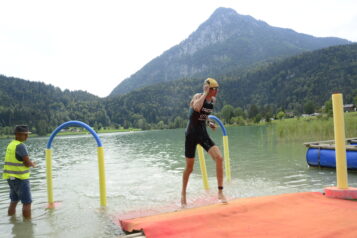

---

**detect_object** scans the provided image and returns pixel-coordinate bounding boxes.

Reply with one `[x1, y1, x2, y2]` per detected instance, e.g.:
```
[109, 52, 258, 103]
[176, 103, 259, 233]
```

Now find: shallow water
[0, 126, 356, 237]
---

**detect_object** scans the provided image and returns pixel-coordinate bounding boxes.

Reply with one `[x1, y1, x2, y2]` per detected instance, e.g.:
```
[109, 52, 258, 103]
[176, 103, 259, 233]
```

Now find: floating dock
[305, 138, 357, 169]
[117, 192, 357, 238]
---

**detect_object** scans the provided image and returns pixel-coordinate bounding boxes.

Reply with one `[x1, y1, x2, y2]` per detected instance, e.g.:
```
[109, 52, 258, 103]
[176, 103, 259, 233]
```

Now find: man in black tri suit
[181, 78, 227, 207]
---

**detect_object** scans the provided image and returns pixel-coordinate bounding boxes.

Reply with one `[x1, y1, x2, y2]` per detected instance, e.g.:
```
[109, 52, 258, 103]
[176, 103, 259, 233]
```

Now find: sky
[0, 0, 356, 97]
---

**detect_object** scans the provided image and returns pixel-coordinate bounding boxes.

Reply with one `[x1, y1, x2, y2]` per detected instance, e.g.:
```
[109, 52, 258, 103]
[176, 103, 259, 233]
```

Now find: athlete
[181, 78, 227, 207]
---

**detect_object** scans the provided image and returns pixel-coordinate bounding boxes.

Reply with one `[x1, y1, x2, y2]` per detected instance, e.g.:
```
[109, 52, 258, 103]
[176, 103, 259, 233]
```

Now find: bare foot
[181, 193, 187, 208]
[218, 192, 228, 204]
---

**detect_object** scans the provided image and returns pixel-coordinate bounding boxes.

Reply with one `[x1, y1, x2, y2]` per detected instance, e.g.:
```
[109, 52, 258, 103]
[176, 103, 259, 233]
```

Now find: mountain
[110, 7, 350, 96]
[220, 43, 357, 110]
[105, 43, 357, 127]
[1, 44, 356, 134]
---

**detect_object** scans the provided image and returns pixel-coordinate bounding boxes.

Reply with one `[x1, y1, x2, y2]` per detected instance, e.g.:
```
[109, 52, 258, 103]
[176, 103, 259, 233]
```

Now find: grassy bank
[267, 112, 357, 142]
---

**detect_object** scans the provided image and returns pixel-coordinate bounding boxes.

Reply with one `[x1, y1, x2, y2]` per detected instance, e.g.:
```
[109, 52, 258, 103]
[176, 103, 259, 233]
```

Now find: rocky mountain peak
[109, 7, 350, 97]
[178, 7, 266, 56]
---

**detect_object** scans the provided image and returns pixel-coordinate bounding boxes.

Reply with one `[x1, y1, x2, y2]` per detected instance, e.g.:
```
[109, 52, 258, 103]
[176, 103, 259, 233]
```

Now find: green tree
[123, 120, 131, 129]
[324, 99, 333, 117]
[173, 116, 185, 128]
[136, 118, 147, 130]
[221, 105, 234, 124]
[276, 111, 285, 120]
[248, 104, 259, 119]
[254, 113, 262, 123]
[264, 112, 273, 123]
[304, 101, 315, 114]
[234, 107, 245, 118]
[157, 121, 165, 129]
[231, 116, 246, 125]
[35, 120, 48, 136]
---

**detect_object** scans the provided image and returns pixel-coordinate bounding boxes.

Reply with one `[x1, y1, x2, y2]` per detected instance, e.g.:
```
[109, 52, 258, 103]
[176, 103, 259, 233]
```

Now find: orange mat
[119, 192, 357, 238]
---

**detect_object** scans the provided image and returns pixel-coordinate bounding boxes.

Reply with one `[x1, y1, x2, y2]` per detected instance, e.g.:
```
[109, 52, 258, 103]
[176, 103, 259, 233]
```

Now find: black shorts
[185, 133, 215, 158]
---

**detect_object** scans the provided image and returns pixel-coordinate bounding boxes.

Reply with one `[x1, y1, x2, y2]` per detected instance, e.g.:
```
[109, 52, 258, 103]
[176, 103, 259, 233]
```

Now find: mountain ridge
[110, 7, 350, 96]
[0, 43, 356, 134]
[105, 43, 357, 128]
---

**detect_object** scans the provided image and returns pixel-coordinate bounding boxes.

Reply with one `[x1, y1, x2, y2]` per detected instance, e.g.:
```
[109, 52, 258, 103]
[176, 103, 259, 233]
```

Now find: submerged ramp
[119, 192, 357, 238]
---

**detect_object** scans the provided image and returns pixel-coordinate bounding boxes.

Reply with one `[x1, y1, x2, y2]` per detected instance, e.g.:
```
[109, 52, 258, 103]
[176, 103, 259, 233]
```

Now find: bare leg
[208, 146, 227, 203]
[181, 158, 195, 207]
[23, 203, 31, 219]
[8, 202, 18, 216]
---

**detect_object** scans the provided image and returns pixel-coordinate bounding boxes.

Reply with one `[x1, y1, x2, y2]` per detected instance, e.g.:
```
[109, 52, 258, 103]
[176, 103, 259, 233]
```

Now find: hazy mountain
[110, 7, 350, 96]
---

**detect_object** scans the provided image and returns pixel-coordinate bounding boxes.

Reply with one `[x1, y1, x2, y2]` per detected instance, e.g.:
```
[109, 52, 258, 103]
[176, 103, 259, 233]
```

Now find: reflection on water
[0, 127, 356, 237]
[10, 217, 35, 238]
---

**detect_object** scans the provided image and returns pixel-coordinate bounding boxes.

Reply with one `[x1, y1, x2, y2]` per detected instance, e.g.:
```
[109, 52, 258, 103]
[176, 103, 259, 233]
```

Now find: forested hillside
[221, 43, 357, 109]
[0, 44, 356, 135]
[110, 7, 350, 96]
[105, 43, 357, 128]
[0, 76, 110, 135]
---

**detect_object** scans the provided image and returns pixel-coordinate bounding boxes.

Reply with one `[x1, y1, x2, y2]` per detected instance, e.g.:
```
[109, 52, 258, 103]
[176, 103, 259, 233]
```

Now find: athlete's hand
[203, 84, 210, 96]
[209, 122, 217, 131]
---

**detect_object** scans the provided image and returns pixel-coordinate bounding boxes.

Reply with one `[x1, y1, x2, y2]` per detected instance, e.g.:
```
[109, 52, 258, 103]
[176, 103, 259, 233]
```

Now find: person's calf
[8, 202, 18, 216]
[22, 203, 32, 219]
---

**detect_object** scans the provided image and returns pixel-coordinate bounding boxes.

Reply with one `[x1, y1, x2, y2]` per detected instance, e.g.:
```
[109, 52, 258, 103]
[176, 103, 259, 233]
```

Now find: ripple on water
[1, 128, 357, 237]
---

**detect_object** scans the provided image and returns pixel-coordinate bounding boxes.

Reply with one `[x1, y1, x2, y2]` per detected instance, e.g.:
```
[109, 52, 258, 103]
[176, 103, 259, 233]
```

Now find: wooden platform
[117, 192, 357, 238]
[304, 137, 357, 151]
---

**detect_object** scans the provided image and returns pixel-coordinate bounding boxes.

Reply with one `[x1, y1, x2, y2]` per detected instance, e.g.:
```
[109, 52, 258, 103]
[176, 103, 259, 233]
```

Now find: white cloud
[0, 0, 356, 97]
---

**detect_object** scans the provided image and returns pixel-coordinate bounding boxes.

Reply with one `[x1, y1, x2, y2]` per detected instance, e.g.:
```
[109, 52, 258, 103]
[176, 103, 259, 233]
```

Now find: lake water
[1, 126, 356, 237]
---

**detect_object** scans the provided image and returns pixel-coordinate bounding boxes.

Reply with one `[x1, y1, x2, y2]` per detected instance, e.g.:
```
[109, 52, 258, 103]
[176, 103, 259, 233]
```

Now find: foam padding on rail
[119, 192, 357, 238]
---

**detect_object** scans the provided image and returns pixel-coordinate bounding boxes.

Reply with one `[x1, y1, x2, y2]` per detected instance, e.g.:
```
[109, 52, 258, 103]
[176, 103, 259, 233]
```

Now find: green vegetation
[267, 112, 357, 142]
[0, 44, 356, 137]
[0, 75, 110, 136]
[106, 44, 357, 129]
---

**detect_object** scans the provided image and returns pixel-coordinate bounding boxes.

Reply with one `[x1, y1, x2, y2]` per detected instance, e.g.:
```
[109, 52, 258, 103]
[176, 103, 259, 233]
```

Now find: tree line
[0, 43, 356, 135]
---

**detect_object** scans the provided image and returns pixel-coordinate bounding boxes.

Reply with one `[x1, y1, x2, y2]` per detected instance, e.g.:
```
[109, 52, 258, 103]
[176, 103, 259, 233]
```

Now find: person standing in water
[181, 78, 227, 207]
[3, 125, 36, 219]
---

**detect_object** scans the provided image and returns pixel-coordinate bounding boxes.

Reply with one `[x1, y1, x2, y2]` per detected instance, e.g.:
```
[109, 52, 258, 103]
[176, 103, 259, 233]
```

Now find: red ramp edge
[118, 192, 357, 238]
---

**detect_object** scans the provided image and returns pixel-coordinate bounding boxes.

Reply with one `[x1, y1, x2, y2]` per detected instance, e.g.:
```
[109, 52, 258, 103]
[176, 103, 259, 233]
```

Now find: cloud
[0, 0, 356, 97]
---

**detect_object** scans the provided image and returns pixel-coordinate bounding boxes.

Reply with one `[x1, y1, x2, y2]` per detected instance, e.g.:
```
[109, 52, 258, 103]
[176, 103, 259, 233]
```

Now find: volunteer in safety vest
[181, 78, 227, 207]
[3, 125, 36, 219]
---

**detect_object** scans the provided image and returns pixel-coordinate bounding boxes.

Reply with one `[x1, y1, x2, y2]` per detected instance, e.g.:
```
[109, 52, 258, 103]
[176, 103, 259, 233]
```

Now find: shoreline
[1, 112, 355, 140]
[0, 128, 141, 139]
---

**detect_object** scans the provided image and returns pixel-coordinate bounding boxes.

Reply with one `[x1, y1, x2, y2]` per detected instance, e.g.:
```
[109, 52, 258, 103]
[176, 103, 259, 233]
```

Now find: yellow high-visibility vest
[3, 140, 30, 180]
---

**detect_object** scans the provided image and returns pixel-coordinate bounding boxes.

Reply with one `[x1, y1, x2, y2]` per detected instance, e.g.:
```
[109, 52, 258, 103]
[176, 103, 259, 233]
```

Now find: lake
[1, 126, 356, 237]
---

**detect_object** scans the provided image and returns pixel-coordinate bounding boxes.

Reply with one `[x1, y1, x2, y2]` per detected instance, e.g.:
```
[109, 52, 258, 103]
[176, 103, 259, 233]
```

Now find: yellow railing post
[332, 93, 348, 189]
[208, 115, 232, 182]
[197, 145, 210, 190]
[97, 147, 107, 207]
[223, 136, 231, 182]
[45, 149, 55, 208]
[46, 121, 107, 208]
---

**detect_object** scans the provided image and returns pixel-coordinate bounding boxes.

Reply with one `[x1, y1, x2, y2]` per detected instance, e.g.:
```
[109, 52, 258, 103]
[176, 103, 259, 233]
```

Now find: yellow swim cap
[205, 78, 219, 88]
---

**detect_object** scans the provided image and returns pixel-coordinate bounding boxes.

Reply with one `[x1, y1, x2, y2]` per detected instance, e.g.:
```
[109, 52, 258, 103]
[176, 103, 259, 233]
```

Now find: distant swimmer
[181, 78, 227, 207]
[3, 125, 36, 219]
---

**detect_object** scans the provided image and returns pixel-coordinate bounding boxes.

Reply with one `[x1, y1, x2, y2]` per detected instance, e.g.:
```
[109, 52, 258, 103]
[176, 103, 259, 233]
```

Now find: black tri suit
[185, 98, 215, 158]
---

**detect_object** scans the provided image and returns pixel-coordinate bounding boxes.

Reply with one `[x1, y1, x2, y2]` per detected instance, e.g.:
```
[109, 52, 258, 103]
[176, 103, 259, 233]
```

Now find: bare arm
[23, 156, 36, 168]
[191, 84, 210, 112]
